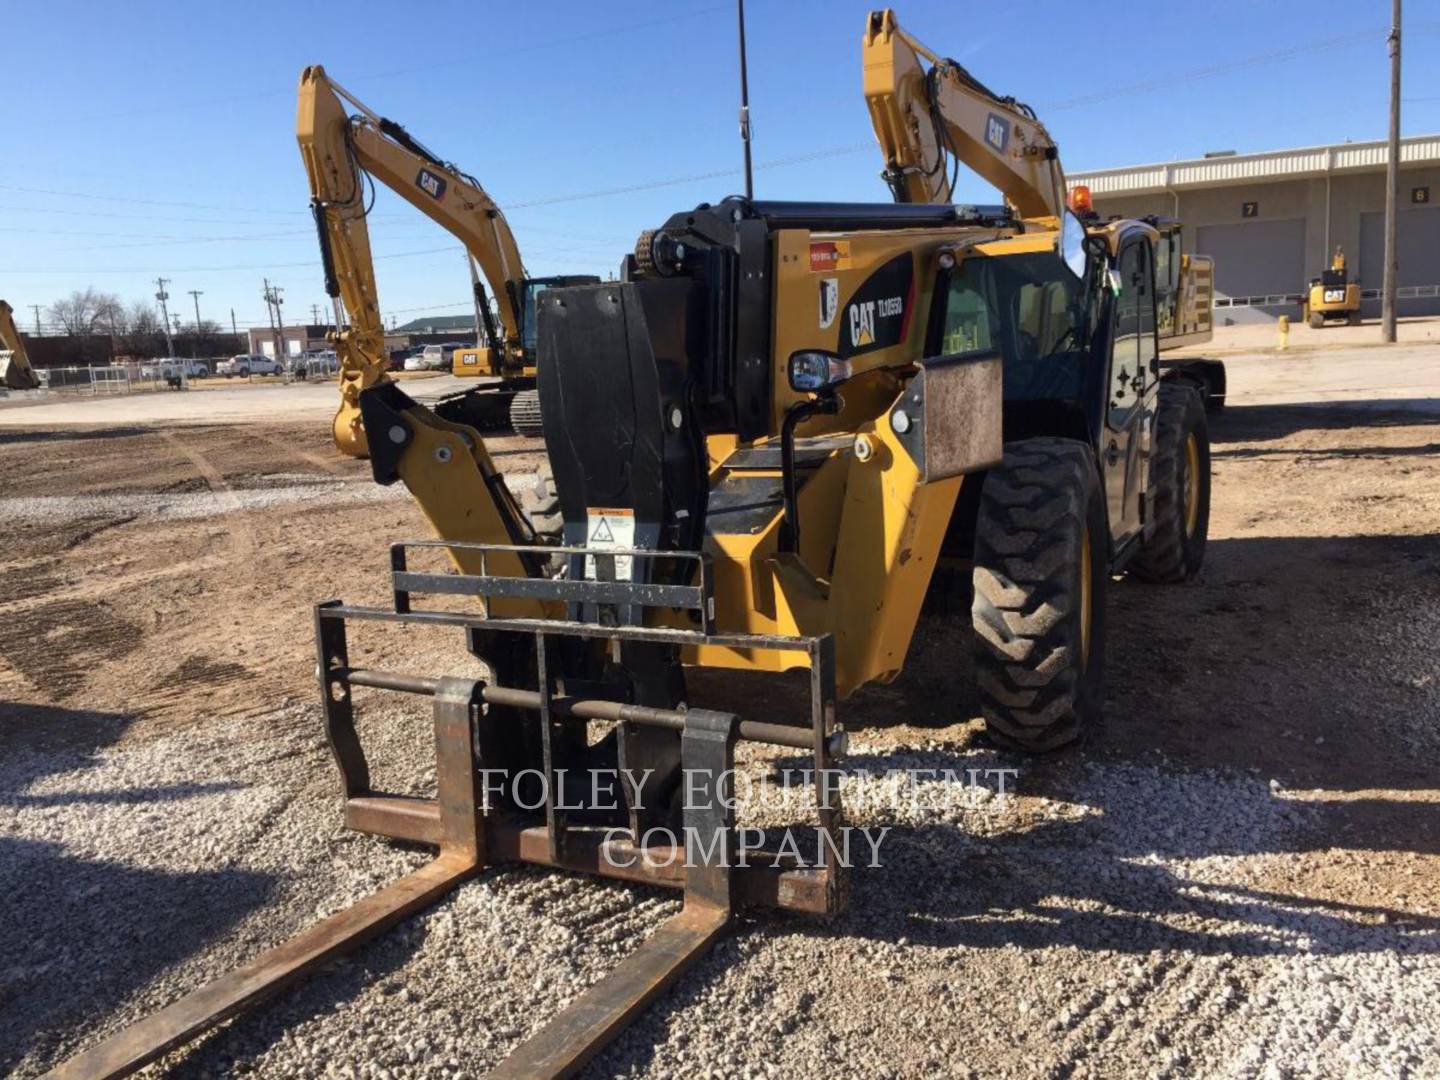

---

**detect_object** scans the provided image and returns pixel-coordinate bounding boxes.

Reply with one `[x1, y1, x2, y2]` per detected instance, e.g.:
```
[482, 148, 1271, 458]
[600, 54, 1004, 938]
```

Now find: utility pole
[311, 302, 321, 325]
[28, 305, 42, 336]
[262, 279, 286, 366]
[154, 277, 175, 357]
[231, 308, 238, 338]
[187, 290, 204, 357]
[1381, 0, 1402, 343]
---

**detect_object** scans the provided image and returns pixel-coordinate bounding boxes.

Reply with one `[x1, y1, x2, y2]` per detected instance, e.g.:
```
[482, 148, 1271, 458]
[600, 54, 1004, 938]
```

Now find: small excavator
[1304, 245, 1363, 328]
[295, 70, 596, 453]
[0, 300, 41, 390]
[55, 10, 1215, 1078]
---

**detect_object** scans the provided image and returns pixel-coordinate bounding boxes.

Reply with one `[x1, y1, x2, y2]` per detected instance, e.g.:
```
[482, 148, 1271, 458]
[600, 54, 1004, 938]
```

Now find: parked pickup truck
[140, 358, 209, 379]
[216, 354, 284, 376]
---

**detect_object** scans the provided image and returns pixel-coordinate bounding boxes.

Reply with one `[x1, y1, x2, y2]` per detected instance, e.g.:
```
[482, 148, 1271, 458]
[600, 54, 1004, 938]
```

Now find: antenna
[737, 0, 754, 200]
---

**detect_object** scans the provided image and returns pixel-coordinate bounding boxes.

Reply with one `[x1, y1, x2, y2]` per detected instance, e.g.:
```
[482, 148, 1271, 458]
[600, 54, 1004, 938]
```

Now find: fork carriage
[53, 542, 848, 1080]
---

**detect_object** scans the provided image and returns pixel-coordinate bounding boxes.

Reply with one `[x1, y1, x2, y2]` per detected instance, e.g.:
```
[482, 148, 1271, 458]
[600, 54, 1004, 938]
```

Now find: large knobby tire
[1130, 382, 1210, 583]
[1308, 311, 1325, 329]
[972, 438, 1107, 753]
[509, 389, 545, 438]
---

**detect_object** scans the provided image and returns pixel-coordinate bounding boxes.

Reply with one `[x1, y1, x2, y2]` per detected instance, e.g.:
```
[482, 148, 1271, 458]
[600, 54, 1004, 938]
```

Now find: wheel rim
[1079, 529, 1092, 667]
[1183, 433, 1201, 537]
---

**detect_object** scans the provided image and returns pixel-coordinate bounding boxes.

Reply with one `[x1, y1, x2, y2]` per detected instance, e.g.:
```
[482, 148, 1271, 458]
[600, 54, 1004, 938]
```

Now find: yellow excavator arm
[297, 65, 528, 456]
[862, 8, 1066, 220]
[0, 300, 41, 391]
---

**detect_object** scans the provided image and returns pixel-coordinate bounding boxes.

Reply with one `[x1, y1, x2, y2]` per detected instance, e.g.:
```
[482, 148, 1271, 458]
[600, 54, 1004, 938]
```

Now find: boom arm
[297, 65, 528, 455]
[862, 9, 1066, 220]
[0, 300, 40, 391]
[296, 65, 545, 602]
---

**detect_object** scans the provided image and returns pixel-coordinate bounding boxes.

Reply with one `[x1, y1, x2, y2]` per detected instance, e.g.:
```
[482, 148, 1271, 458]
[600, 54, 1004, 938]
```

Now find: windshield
[522, 282, 552, 354]
[938, 249, 1102, 401]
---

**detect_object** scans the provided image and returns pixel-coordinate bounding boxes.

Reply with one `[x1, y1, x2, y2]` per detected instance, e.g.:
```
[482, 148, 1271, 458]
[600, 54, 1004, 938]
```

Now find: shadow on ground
[0, 702, 277, 1074]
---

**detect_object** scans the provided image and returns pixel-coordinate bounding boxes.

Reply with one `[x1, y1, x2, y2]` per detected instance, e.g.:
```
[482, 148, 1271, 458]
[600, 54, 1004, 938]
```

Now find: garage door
[1358, 208, 1440, 316]
[1195, 218, 1306, 302]
[1359, 207, 1440, 289]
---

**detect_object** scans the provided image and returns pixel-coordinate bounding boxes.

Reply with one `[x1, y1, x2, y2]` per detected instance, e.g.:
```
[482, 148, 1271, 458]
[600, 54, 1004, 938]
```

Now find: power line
[0, 182, 308, 217]
[69, 6, 729, 124]
[11, 25, 1420, 230]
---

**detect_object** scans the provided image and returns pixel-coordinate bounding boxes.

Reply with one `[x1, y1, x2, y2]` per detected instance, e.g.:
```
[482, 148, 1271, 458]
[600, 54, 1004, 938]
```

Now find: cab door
[1103, 237, 1157, 546]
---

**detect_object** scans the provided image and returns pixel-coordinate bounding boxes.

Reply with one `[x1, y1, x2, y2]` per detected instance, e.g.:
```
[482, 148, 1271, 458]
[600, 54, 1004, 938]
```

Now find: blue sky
[4, 0, 1437, 335]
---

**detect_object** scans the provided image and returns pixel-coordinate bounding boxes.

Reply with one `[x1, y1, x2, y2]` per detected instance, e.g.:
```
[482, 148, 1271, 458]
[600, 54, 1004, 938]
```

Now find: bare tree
[119, 300, 167, 359]
[47, 288, 123, 336]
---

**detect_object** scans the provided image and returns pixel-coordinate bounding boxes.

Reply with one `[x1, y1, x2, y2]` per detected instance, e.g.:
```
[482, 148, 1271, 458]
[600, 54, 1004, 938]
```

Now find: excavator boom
[862, 8, 1066, 220]
[297, 66, 529, 455]
[0, 300, 41, 391]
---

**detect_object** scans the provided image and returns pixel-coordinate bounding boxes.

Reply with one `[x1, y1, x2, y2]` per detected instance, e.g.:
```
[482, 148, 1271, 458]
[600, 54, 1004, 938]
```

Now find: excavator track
[508, 388, 544, 438]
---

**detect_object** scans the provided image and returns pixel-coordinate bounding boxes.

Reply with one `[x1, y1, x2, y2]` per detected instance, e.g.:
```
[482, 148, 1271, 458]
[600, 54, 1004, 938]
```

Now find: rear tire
[1308, 312, 1325, 329]
[1347, 309, 1362, 326]
[509, 389, 544, 438]
[971, 438, 1106, 753]
[1130, 382, 1209, 583]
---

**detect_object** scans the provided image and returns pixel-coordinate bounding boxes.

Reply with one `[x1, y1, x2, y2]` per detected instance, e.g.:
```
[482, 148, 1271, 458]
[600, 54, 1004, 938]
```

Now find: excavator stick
[50, 542, 845, 1079]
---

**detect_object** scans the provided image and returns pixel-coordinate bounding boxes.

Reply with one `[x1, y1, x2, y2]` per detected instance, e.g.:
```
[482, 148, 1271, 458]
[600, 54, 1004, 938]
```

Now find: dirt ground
[1, 360, 1437, 1076]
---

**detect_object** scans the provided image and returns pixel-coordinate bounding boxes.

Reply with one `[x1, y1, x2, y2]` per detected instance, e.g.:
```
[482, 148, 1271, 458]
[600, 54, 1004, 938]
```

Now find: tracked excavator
[55, 10, 1215, 1078]
[0, 300, 41, 390]
[296, 69, 596, 454]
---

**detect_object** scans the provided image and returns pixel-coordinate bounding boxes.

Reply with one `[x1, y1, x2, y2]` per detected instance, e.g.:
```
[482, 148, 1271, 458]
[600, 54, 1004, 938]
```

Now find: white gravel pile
[3, 708, 1436, 1078]
[0, 476, 403, 527]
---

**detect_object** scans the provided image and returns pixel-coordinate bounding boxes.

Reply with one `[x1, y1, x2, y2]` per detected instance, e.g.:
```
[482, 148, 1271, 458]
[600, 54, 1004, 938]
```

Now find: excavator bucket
[50, 541, 845, 1079]
[0, 300, 41, 391]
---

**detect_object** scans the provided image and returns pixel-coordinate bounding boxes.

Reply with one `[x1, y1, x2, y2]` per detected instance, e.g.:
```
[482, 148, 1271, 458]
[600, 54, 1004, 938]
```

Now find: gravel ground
[2, 376, 1438, 1077]
[4, 704, 1434, 1078]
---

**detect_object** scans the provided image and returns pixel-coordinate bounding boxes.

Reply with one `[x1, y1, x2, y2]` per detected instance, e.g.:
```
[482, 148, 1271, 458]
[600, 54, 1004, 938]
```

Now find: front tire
[972, 438, 1107, 753]
[1130, 382, 1210, 583]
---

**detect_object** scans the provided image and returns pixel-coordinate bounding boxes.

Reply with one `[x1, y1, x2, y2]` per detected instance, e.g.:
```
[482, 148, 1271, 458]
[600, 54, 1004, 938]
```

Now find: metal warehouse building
[1068, 135, 1440, 324]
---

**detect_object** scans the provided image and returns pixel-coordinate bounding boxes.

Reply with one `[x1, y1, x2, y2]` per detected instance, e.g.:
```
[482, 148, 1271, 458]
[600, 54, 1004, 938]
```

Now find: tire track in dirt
[158, 430, 257, 560]
[250, 430, 344, 477]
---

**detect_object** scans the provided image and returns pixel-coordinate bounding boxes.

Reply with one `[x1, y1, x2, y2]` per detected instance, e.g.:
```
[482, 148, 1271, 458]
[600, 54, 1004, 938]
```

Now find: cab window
[522, 282, 552, 353]
[936, 249, 1100, 401]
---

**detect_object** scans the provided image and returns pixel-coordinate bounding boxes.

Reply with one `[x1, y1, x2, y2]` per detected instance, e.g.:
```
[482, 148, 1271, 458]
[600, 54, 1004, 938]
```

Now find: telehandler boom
[55, 11, 1214, 1078]
[0, 300, 41, 390]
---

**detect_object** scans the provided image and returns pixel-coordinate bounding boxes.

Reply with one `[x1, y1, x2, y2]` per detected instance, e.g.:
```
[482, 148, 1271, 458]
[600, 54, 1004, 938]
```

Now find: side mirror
[1060, 211, 1088, 278]
[788, 350, 852, 394]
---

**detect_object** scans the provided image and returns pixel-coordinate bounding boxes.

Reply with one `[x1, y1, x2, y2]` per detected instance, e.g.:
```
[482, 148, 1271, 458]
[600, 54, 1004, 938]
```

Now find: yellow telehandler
[55, 10, 1213, 1077]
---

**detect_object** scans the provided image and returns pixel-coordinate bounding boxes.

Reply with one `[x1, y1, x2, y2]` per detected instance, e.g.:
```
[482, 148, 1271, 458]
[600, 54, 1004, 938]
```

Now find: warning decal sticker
[585, 506, 636, 581]
[809, 240, 852, 273]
